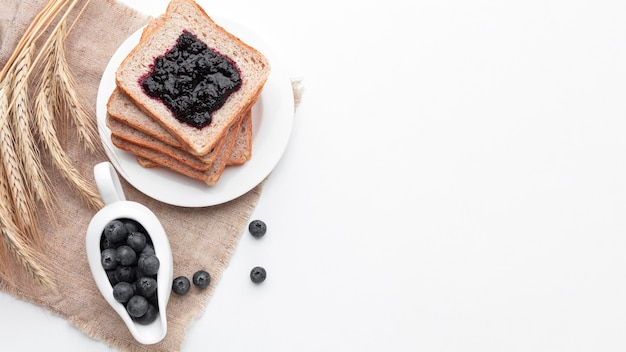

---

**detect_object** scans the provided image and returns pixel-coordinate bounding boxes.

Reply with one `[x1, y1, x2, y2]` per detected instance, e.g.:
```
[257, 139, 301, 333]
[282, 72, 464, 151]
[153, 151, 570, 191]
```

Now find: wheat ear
[0, 82, 52, 287]
[52, 17, 100, 152]
[50, 20, 100, 153]
[10, 43, 54, 213]
[35, 59, 103, 209]
[0, 79, 42, 244]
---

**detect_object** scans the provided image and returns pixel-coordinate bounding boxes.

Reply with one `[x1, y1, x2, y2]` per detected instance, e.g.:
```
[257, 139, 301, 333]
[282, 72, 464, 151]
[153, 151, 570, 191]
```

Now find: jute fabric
[0, 1, 267, 351]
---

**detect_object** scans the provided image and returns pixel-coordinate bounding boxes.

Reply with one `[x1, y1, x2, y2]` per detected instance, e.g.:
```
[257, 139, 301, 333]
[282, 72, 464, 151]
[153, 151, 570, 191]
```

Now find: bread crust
[107, 115, 221, 171]
[111, 113, 244, 185]
[106, 88, 253, 165]
[106, 109, 252, 170]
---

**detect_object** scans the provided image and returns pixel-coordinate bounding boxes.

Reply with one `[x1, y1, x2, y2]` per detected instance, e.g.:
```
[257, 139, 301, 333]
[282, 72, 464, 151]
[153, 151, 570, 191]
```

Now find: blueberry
[135, 277, 158, 298]
[116, 245, 137, 266]
[101, 248, 118, 270]
[248, 220, 267, 238]
[133, 303, 158, 325]
[138, 254, 160, 276]
[114, 265, 135, 283]
[172, 276, 190, 295]
[126, 295, 149, 318]
[140, 244, 155, 257]
[250, 266, 266, 283]
[104, 220, 128, 242]
[113, 282, 134, 303]
[122, 219, 143, 233]
[100, 236, 120, 250]
[126, 231, 147, 252]
[192, 270, 211, 289]
[106, 269, 119, 286]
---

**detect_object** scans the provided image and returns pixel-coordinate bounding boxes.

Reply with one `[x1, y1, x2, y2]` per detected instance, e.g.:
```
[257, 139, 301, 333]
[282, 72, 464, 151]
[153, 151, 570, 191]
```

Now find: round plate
[96, 15, 294, 207]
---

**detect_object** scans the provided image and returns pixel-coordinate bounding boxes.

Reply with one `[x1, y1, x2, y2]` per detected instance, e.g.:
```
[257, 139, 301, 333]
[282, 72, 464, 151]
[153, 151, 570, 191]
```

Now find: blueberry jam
[140, 31, 242, 129]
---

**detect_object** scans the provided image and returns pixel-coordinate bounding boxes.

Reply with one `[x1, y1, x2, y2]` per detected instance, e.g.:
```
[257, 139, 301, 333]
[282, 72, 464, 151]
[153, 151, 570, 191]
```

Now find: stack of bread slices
[106, 0, 270, 185]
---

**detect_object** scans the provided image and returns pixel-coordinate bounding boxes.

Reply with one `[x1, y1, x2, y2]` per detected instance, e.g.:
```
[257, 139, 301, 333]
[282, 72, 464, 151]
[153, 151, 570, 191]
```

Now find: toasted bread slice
[107, 115, 219, 171]
[106, 108, 252, 170]
[137, 156, 158, 168]
[115, 0, 270, 156]
[227, 111, 252, 165]
[106, 88, 252, 165]
[107, 88, 184, 149]
[134, 112, 250, 168]
[111, 113, 243, 185]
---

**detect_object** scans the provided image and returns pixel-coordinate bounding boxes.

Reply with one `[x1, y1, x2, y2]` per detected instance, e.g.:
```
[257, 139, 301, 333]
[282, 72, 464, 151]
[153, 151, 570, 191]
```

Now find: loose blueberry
[126, 295, 149, 318]
[113, 281, 135, 303]
[192, 270, 211, 289]
[133, 303, 158, 325]
[138, 254, 160, 276]
[104, 220, 128, 242]
[172, 276, 190, 295]
[101, 248, 118, 270]
[248, 220, 267, 238]
[135, 277, 158, 298]
[126, 231, 147, 252]
[116, 245, 137, 266]
[250, 266, 267, 283]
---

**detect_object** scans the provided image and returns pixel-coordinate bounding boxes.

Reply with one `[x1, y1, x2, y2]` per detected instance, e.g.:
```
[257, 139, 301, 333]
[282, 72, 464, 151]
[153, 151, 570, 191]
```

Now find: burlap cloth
[0, 1, 277, 351]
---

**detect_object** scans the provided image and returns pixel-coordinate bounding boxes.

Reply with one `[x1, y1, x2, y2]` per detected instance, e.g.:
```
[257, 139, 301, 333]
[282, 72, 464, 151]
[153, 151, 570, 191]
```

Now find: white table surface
[3, 0, 626, 350]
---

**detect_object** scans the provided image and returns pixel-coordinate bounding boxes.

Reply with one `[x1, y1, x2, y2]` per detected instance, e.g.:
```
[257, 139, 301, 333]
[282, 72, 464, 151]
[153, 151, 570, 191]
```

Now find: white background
[2, 0, 626, 351]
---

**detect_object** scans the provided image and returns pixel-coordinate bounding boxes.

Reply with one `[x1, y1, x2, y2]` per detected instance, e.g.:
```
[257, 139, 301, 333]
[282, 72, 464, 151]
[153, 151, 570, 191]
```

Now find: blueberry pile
[100, 218, 161, 325]
[140, 30, 242, 129]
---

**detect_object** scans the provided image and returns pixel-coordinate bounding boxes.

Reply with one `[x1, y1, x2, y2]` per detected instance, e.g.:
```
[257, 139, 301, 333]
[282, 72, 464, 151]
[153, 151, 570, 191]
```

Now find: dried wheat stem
[35, 69, 103, 209]
[65, 0, 92, 41]
[0, 0, 70, 82]
[0, 79, 42, 244]
[0, 82, 52, 287]
[0, 0, 83, 131]
[0, 209, 53, 287]
[51, 20, 100, 152]
[10, 44, 54, 212]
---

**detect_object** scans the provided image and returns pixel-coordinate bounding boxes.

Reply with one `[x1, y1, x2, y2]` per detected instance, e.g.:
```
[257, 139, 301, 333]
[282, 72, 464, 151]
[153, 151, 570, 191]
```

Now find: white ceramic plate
[96, 15, 294, 207]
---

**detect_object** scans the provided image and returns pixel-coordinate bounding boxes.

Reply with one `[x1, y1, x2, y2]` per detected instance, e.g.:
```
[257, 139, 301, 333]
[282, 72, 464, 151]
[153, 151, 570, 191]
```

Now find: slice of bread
[111, 113, 244, 185]
[115, 0, 270, 156]
[106, 108, 252, 170]
[137, 156, 158, 168]
[106, 88, 253, 165]
[227, 111, 252, 165]
[107, 88, 184, 149]
[107, 115, 221, 171]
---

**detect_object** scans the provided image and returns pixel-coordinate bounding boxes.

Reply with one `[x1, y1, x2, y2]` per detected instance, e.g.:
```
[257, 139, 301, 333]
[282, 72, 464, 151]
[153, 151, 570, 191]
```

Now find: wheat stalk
[35, 62, 103, 209]
[10, 43, 54, 213]
[49, 20, 100, 153]
[0, 82, 52, 287]
[0, 0, 83, 132]
[0, 77, 42, 245]
[0, 185, 52, 288]
[0, 0, 68, 82]
[0, 0, 101, 286]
